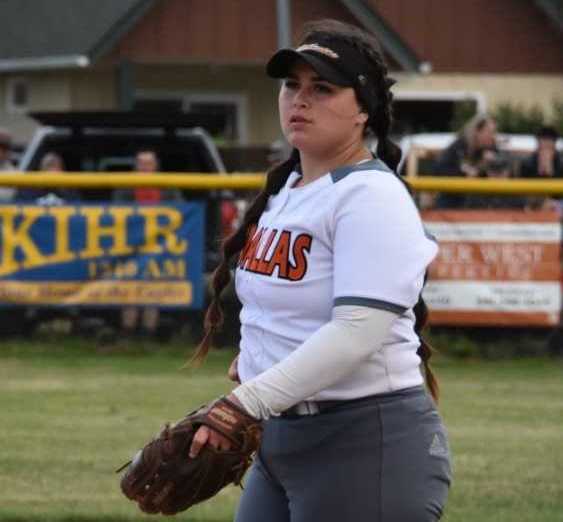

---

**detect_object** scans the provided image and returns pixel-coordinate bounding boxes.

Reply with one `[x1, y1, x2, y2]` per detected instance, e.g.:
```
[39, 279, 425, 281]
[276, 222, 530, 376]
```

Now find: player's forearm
[232, 305, 397, 419]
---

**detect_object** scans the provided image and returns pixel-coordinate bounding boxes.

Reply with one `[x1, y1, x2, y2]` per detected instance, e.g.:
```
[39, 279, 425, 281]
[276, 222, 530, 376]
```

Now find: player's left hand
[189, 393, 246, 458]
[189, 425, 232, 458]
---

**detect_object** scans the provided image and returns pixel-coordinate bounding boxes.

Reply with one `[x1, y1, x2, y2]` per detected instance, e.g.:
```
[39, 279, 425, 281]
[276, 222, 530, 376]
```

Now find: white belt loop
[295, 401, 320, 415]
[308, 401, 320, 414]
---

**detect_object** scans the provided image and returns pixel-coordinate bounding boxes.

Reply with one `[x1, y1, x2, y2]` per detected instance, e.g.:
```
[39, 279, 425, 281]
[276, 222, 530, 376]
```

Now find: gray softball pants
[235, 386, 452, 522]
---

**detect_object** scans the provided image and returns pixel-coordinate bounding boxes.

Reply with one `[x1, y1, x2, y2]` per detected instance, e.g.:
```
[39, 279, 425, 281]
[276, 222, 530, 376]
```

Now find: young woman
[190, 19, 452, 521]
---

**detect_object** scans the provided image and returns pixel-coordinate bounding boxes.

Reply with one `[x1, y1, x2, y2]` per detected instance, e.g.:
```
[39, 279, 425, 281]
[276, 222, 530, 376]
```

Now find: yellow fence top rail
[0, 172, 265, 190]
[0, 172, 563, 196]
[407, 176, 563, 196]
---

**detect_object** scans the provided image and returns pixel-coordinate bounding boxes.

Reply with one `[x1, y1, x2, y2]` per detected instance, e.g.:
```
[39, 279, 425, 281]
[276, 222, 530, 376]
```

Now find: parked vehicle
[19, 110, 239, 266]
[4, 111, 244, 339]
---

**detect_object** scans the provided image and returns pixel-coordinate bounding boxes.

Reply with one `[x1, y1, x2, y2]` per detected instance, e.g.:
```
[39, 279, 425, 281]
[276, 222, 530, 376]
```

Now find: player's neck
[298, 144, 372, 187]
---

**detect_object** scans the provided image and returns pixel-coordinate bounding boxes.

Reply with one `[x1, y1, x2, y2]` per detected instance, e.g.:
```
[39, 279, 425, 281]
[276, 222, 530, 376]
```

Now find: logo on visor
[296, 43, 339, 60]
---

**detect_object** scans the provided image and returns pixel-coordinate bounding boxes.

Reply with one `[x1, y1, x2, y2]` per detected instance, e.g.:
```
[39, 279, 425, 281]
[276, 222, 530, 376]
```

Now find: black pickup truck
[19, 110, 230, 266]
[3, 111, 241, 339]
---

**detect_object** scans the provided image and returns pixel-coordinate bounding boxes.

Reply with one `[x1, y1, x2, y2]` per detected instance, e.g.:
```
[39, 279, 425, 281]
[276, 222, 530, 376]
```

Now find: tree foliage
[451, 98, 563, 135]
[492, 99, 563, 134]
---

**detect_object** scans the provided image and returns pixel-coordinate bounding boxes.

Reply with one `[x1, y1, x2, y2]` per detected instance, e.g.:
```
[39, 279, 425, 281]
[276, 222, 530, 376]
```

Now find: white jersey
[235, 159, 438, 400]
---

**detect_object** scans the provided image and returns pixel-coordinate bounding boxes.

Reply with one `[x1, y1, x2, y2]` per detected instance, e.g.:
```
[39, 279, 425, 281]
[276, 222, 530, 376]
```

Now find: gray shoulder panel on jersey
[330, 158, 392, 183]
[333, 296, 407, 314]
[424, 227, 438, 244]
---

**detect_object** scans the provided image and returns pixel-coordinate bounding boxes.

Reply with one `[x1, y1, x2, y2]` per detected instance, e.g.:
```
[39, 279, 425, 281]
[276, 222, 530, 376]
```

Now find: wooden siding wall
[371, 0, 563, 73]
[109, 0, 356, 64]
[106, 0, 563, 72]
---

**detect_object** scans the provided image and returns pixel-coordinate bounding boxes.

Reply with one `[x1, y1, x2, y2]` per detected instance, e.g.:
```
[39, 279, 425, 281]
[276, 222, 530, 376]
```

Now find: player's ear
[355, 111, 369, 126]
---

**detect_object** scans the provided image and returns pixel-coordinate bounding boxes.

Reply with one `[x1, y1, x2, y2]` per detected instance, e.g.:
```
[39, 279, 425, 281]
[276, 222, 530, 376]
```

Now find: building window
[135, 90, 249, 145]
[133, 97, 183, 113]
[185, 94, 248, 145]
[392, 91, 486, 134]
[6, 77, 30, 113]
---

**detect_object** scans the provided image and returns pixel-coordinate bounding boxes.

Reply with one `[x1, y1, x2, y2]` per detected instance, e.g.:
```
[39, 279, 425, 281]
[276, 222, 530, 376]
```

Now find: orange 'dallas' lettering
[239, 227, 312, 281]
[256, 229, 278, 273]
[238, 226, 263, 270]
[267, 230, 291, 278]
[237, 224, 257, 264]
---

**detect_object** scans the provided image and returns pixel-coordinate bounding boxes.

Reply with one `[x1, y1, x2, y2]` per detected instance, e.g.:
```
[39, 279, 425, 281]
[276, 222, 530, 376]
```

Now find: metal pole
[117, 59, 134, 111]
[275, 0, 292, 155]
[276, 0, 291, 49]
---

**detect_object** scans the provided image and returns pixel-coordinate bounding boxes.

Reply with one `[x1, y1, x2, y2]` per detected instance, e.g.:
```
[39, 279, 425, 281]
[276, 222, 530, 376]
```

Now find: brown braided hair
[191, 19, 439, 401]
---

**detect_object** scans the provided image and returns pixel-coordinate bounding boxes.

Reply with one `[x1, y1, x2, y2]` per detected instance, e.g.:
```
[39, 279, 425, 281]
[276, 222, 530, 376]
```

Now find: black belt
[279, 386, 425, 418]
[280, 399, 343, 417]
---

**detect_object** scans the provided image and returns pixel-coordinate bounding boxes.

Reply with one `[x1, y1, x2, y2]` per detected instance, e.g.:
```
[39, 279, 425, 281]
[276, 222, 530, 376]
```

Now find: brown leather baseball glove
[117, 396, 262, 515]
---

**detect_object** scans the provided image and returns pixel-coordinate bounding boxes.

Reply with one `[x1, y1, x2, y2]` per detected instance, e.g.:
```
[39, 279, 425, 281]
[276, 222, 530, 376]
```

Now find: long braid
[413, 288, 440, 401]
[368, 49, 439, 401]
[364, 39, 440, 401]
[302, 20, 439, 401]
[190, 149, 299, 364]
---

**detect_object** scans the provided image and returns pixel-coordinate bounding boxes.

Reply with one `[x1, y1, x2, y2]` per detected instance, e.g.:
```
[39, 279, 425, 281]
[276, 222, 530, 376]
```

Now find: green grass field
[1, 336, 562, 521]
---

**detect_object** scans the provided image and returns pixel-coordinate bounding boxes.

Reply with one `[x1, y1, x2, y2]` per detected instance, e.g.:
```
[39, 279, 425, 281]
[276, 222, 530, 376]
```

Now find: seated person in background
[15, 152, 80, 333]
[435, 114, 499, 177]
[112, 149, 184, 203]
[520, 126, 561, 179]
[462, 154, 527, 210]
[520, 126, 562, 212]
[112, 150, 184, 340]
[434, 114, 499, 208]
[16, 152, 80, 204]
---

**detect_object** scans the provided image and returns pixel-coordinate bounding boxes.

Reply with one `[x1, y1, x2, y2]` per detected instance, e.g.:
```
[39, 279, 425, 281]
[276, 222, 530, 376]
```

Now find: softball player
[190, 19, 452, 521]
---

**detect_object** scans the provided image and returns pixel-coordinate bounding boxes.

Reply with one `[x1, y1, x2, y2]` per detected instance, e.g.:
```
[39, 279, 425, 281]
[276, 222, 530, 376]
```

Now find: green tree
[492, 102, 545, 134]
[551, 98, 563, 135]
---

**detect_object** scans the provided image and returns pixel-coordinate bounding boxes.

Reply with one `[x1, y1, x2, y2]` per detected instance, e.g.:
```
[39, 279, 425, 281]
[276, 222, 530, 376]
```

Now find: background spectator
[112, 150, 184, 341]
[520, 127, 562, 212]
[112, 149, 184, 203]
[434, 114, 498, 208]
[17, 152, 81, 334]
[0, 128, 16, 202]
[435, 114, 498, 178]
[16, 152, 80, 204]
[520, 126, 562, 179]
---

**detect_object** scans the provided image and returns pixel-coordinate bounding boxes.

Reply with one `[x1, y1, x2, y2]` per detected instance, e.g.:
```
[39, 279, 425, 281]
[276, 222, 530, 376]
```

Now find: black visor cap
[266, 48, 354, 87]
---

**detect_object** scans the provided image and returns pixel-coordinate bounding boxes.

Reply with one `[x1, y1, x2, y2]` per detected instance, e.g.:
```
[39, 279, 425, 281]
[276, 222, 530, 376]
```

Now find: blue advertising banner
[0, 203, 205, 308]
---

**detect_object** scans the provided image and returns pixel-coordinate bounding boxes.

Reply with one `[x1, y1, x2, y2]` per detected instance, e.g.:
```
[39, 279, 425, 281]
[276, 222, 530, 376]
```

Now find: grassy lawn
[1, 336, 562, 521]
